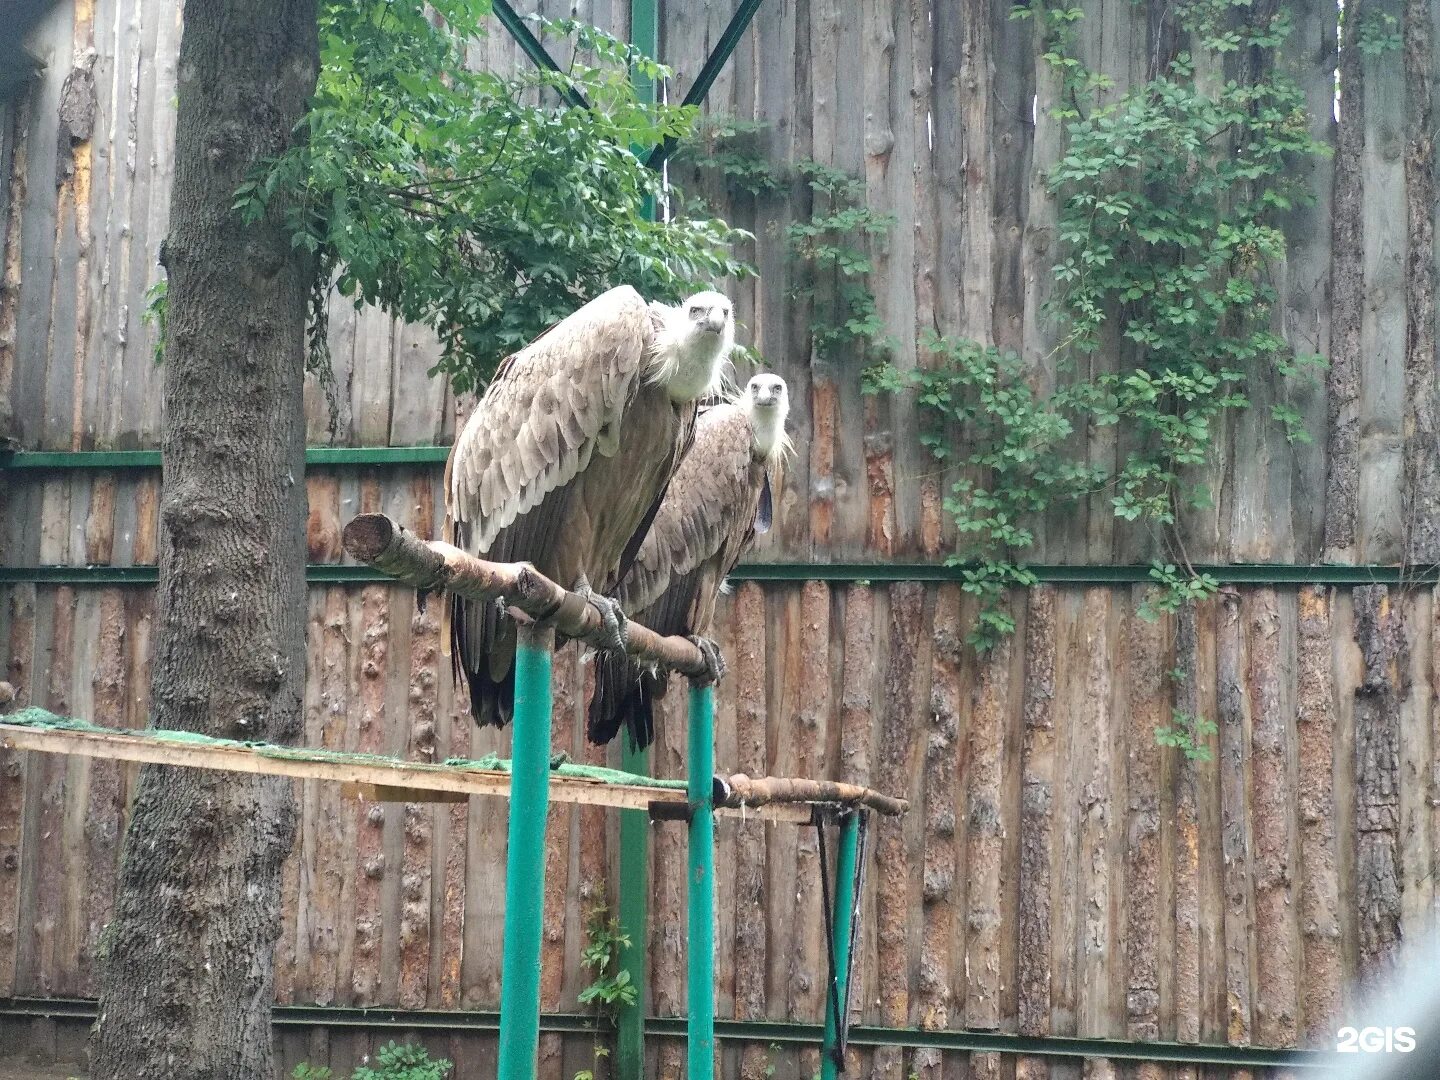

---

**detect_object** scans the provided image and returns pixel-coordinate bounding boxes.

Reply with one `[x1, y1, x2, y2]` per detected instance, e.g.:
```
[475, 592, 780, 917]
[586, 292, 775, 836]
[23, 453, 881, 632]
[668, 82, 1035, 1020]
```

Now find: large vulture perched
[587, 373, 791, 751]
[444, 285, 735, 727]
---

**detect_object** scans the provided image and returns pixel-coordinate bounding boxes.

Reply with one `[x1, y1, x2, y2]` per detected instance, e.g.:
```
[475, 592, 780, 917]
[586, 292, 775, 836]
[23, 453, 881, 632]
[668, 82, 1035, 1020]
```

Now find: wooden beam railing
[342, 512, 710, 678]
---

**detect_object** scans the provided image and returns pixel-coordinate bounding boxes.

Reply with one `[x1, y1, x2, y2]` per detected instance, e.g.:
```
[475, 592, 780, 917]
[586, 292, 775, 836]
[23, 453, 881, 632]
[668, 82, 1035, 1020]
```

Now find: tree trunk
[89, 2, 317, 1077]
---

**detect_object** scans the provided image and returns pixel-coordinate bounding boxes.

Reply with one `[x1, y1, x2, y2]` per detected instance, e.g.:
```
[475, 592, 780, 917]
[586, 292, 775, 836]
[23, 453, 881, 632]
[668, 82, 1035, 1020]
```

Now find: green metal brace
[820, 810, 864, 1079]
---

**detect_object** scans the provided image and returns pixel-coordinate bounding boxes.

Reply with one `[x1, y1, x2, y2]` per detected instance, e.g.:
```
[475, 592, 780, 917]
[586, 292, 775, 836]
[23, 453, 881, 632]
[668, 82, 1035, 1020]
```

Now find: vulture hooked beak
[701, 311, 728, 335]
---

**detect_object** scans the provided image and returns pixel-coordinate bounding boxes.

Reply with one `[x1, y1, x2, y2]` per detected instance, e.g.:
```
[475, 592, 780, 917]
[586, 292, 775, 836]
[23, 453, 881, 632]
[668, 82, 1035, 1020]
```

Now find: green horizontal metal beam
[0, 446, 452, 469]
[731, 562, 1440, 586]
[0, 563, 1434, 588]
[0, 998, 1329, 1068]
[0, 565, 389, 585]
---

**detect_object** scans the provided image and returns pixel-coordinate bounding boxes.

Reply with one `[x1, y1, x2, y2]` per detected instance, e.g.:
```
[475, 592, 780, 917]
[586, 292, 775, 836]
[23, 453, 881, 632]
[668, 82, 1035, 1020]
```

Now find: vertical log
[1246, 590, 1299, 1048]
[1017, 586, 1056, 1080]
[766, 587, 803, 1021]
[79, 588, 125, 995]
[538, 645, 577, 1075]
[0, 584, 36, 995]
[397, 596, 434, 1013]
[1124, 598, 1164, 1080]
[732, 582, 769, 1080]
[1403, 0, 1440, 561]
[790, 581, 830, 1080]
[1075, 589, 1114, 1080]
[839, 584, 875, 788]
[1296, 586, 1342, 1042]
[913, 586, 960, 1080]
[871, 582, 924, 1080]
[434, 639, 469, 1008]
[649, 684, 687, 1080]
[966, 605, 1010, 1080]
[308, 589, 350, 1005]
[350, 585, 389, 1007]
[1326, 0, 1366, 561]
[1278, 0, 1338, 562]
[1172, 603, 1202, 1080]
[27, 588, 75, 995]
[1356, 0, 1409, 562]
[1217, 591, 1254, 1074]
[1352, 585, 1406, 993]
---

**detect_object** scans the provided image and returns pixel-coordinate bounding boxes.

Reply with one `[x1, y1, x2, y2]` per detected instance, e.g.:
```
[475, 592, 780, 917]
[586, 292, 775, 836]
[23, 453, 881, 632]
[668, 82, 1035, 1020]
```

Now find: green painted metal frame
[0, 446, 453, 469]
[2, 562, 1436, 588]
[490, 0, 591, 109]
[686, 684, 717, 1079]
[496, 626, 556, 1079]
[643, 0, 767, 170]
[0, 996, 1332, 1068]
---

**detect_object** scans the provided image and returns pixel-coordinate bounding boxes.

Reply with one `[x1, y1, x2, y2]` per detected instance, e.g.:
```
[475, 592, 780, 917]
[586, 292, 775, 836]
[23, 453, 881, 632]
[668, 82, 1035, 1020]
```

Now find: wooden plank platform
[0, 709, 900, 822]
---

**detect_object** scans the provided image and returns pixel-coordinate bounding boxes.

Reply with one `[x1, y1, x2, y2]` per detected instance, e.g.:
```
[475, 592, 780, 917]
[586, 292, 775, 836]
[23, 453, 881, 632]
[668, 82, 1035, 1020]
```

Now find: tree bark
[89, 2, 317, 1077]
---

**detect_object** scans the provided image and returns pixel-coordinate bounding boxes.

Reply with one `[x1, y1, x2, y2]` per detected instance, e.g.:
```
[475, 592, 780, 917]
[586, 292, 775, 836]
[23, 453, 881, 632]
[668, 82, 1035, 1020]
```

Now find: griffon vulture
[444, 285, 736, 727]
[587, 373, 791, 750]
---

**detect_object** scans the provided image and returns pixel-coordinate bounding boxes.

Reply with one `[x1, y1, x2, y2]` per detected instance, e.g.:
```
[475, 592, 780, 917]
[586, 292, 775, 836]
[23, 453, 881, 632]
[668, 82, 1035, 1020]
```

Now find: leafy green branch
[862, 0, 1328, 650]
[234, 0, 753, 395]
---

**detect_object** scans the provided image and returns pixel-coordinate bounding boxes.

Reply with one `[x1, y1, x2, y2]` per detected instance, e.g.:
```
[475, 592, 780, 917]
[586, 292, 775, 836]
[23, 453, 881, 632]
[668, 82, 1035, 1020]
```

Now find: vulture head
[744, 373, 792, 464]
[650, 290, 735, 402]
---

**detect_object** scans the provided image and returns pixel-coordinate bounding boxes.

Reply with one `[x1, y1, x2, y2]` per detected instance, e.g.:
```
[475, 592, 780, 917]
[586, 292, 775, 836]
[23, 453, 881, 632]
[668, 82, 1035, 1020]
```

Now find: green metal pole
[497, 625, 555, 1080]
[821, 812, 861, 1080]
[615, 1, 660, 1075]
[687, 683, 717, 1079]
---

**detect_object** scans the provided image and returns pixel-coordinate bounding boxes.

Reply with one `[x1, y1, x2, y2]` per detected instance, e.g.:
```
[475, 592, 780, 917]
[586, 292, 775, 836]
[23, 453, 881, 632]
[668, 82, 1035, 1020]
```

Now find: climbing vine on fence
[866, 0, 1327, 650]
[672, 118, 894, 370]
[684, 3, 1326, 666]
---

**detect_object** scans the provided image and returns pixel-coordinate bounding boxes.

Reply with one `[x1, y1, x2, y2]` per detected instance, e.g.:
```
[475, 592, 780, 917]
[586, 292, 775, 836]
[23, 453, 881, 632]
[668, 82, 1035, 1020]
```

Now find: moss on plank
[1, 706, 686, 790]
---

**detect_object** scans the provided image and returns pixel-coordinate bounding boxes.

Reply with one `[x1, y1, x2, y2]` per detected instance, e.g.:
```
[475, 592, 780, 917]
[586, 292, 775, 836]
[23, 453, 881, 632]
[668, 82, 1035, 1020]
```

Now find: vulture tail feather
[453, 592, 515, 728]
[587, 650, 656, 752]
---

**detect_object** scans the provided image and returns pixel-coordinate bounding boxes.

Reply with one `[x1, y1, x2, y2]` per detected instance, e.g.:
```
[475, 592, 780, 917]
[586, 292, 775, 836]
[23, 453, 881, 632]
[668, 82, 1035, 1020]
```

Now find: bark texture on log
[1325, 0, 1366, 560]
[89, 2, 318, 1075]
[1353, 585, 1406, 994]
[1296, 587, 1341, 1041]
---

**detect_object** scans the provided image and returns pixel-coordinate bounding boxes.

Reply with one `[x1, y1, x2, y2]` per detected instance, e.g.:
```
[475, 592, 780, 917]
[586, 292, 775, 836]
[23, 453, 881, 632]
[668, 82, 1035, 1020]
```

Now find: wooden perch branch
[343, 513, 709, 678]
[717, 773, 908, 816]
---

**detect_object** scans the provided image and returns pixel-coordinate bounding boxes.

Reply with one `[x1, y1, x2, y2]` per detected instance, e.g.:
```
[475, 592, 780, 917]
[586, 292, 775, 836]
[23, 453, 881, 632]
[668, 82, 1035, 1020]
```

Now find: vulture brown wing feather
[447, 286, 654, 726]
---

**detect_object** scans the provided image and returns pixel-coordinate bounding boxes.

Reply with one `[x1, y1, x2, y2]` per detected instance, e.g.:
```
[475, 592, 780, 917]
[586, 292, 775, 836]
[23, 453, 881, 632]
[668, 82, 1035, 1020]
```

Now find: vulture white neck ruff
[647, 306, 734, 403]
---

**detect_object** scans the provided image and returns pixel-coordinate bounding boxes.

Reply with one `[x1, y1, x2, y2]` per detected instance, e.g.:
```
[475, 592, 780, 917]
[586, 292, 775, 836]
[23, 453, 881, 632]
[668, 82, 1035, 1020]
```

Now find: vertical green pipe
[497, 625, 555, 1080]
[616, 2, 660, 1074]
[687, 683, 716, 1080]
[615, 741, 649, 1078]
[820, 812, 860, 1080]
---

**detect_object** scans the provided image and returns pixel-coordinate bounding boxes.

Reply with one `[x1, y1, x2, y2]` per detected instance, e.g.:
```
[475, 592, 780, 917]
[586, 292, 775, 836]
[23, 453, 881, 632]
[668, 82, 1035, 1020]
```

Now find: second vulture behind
[587, 372, 792, 751]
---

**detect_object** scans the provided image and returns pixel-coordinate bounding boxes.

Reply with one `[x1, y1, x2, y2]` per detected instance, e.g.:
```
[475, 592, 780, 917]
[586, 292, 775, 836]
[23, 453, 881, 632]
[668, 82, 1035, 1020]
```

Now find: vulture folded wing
[590, 404, 765, 750]
[615, 403, 758, 621]
[446, 285, 656, 555]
